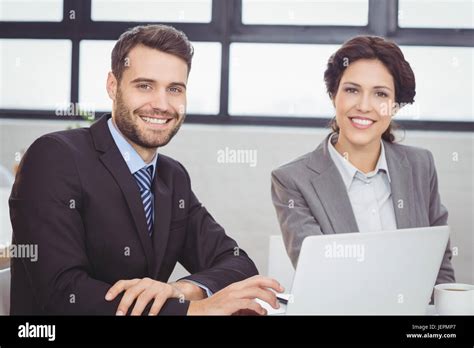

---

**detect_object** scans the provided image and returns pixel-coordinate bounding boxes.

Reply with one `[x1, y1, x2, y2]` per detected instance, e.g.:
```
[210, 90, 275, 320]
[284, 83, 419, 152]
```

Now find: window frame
[0, 0, 472, 131]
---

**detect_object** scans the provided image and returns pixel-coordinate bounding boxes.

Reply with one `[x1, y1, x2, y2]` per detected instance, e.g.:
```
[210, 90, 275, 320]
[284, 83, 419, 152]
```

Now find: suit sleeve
[9, 135, 185, 315]
[426, 150, 456, 285]
[271, 168, 323, 268]
[176, 167, 259, 294]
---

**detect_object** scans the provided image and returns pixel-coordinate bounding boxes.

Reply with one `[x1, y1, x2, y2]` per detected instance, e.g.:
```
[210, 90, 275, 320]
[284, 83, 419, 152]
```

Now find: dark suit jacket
[9, 114, 258, 315]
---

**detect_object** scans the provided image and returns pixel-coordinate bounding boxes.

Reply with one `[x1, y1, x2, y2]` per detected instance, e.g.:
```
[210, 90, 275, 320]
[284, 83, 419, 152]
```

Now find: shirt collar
[327, 133, 391, 190]
[376, 140, 391, 182]
[107, 118, 158, 177]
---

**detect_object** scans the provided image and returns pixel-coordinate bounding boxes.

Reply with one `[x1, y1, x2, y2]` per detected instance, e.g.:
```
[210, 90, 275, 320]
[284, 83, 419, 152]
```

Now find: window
[0, 39, 71, 110]
[0, 0, 63, 22]
[91, 0, 212, 23]
[397, 46, 473, 121]
[79, 40, 221, 114]
[399, 0, 474, 29]
[229, 43, 337, 117]
[0, 0, 472, 131]
[186, 42, 221, 115]
[242, 0, 368, 26]
[79, 40, 115, 112]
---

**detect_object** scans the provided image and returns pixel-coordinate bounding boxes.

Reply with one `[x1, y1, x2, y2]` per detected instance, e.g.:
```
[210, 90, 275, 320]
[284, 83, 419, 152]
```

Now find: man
[9, 24, 283, 315]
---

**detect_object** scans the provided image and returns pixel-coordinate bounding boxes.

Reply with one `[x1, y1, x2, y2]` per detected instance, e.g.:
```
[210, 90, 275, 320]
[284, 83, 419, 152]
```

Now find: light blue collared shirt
[107, 118, 158, 178]
[107, 117, 212, 298]
[328, 133, 397, 233]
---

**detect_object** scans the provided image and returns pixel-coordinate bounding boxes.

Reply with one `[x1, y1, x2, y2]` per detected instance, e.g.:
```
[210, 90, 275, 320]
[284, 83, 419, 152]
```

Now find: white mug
[434, 283, 474, 315]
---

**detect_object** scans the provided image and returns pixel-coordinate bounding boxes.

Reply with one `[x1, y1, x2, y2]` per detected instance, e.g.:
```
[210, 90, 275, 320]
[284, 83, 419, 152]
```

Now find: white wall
[0, 119, 472, 284]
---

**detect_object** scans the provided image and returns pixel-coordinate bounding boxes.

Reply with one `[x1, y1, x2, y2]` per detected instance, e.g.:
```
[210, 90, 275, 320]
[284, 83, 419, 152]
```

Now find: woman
[271, 35, 455, 286]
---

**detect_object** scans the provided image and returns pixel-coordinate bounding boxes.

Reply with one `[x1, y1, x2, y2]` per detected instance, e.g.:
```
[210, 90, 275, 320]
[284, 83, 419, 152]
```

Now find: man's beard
[113, 89, 185, 149]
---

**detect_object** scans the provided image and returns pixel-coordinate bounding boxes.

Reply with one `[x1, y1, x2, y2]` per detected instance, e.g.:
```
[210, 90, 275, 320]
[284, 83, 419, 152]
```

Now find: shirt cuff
[178, 279, 213, 298]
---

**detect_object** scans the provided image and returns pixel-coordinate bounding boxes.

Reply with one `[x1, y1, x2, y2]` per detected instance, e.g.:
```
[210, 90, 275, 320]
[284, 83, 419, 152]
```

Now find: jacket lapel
[90, 114, 155, 275]
[307, 134, 359, 234]
[150, 163, 172, 278]
[384, 141, 417, 229]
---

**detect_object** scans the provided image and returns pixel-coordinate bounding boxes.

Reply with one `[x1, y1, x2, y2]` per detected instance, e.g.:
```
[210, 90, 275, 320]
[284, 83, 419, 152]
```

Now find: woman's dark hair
[324, 35, 415, 142]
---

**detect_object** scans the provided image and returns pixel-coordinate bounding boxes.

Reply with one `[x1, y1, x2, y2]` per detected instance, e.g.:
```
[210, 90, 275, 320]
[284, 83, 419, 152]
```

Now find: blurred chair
[0, 164, 13, 246]
[0, 165, 14, 188]
[267, 235, 295, 292]
[0, 165, 14, 315]
[0, 267, 10, 315]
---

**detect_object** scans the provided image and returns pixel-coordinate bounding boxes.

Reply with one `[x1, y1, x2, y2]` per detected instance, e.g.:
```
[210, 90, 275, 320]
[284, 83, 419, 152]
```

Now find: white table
[257, 295, 438, 315]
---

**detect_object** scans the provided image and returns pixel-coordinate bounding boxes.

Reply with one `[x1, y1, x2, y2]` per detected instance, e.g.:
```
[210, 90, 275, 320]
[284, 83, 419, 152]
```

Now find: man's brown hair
[111, 24, 194, 82]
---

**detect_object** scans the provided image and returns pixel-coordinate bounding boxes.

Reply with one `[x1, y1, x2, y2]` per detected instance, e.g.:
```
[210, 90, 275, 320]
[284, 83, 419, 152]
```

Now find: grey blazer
[271, 133, 455, 285]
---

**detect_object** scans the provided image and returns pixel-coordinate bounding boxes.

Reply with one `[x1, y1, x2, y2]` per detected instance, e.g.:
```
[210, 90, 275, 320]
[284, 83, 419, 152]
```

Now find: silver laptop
[284, 226, 450, 315]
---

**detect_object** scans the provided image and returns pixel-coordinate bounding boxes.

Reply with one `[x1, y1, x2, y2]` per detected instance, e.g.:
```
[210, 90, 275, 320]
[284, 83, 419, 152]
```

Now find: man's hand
[105, 278, 184, 316]
[187, 275, 284, 315]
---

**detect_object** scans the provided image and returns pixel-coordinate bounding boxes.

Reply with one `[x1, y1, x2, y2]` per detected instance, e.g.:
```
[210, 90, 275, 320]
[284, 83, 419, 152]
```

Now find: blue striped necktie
[133, 166, 154, 236]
